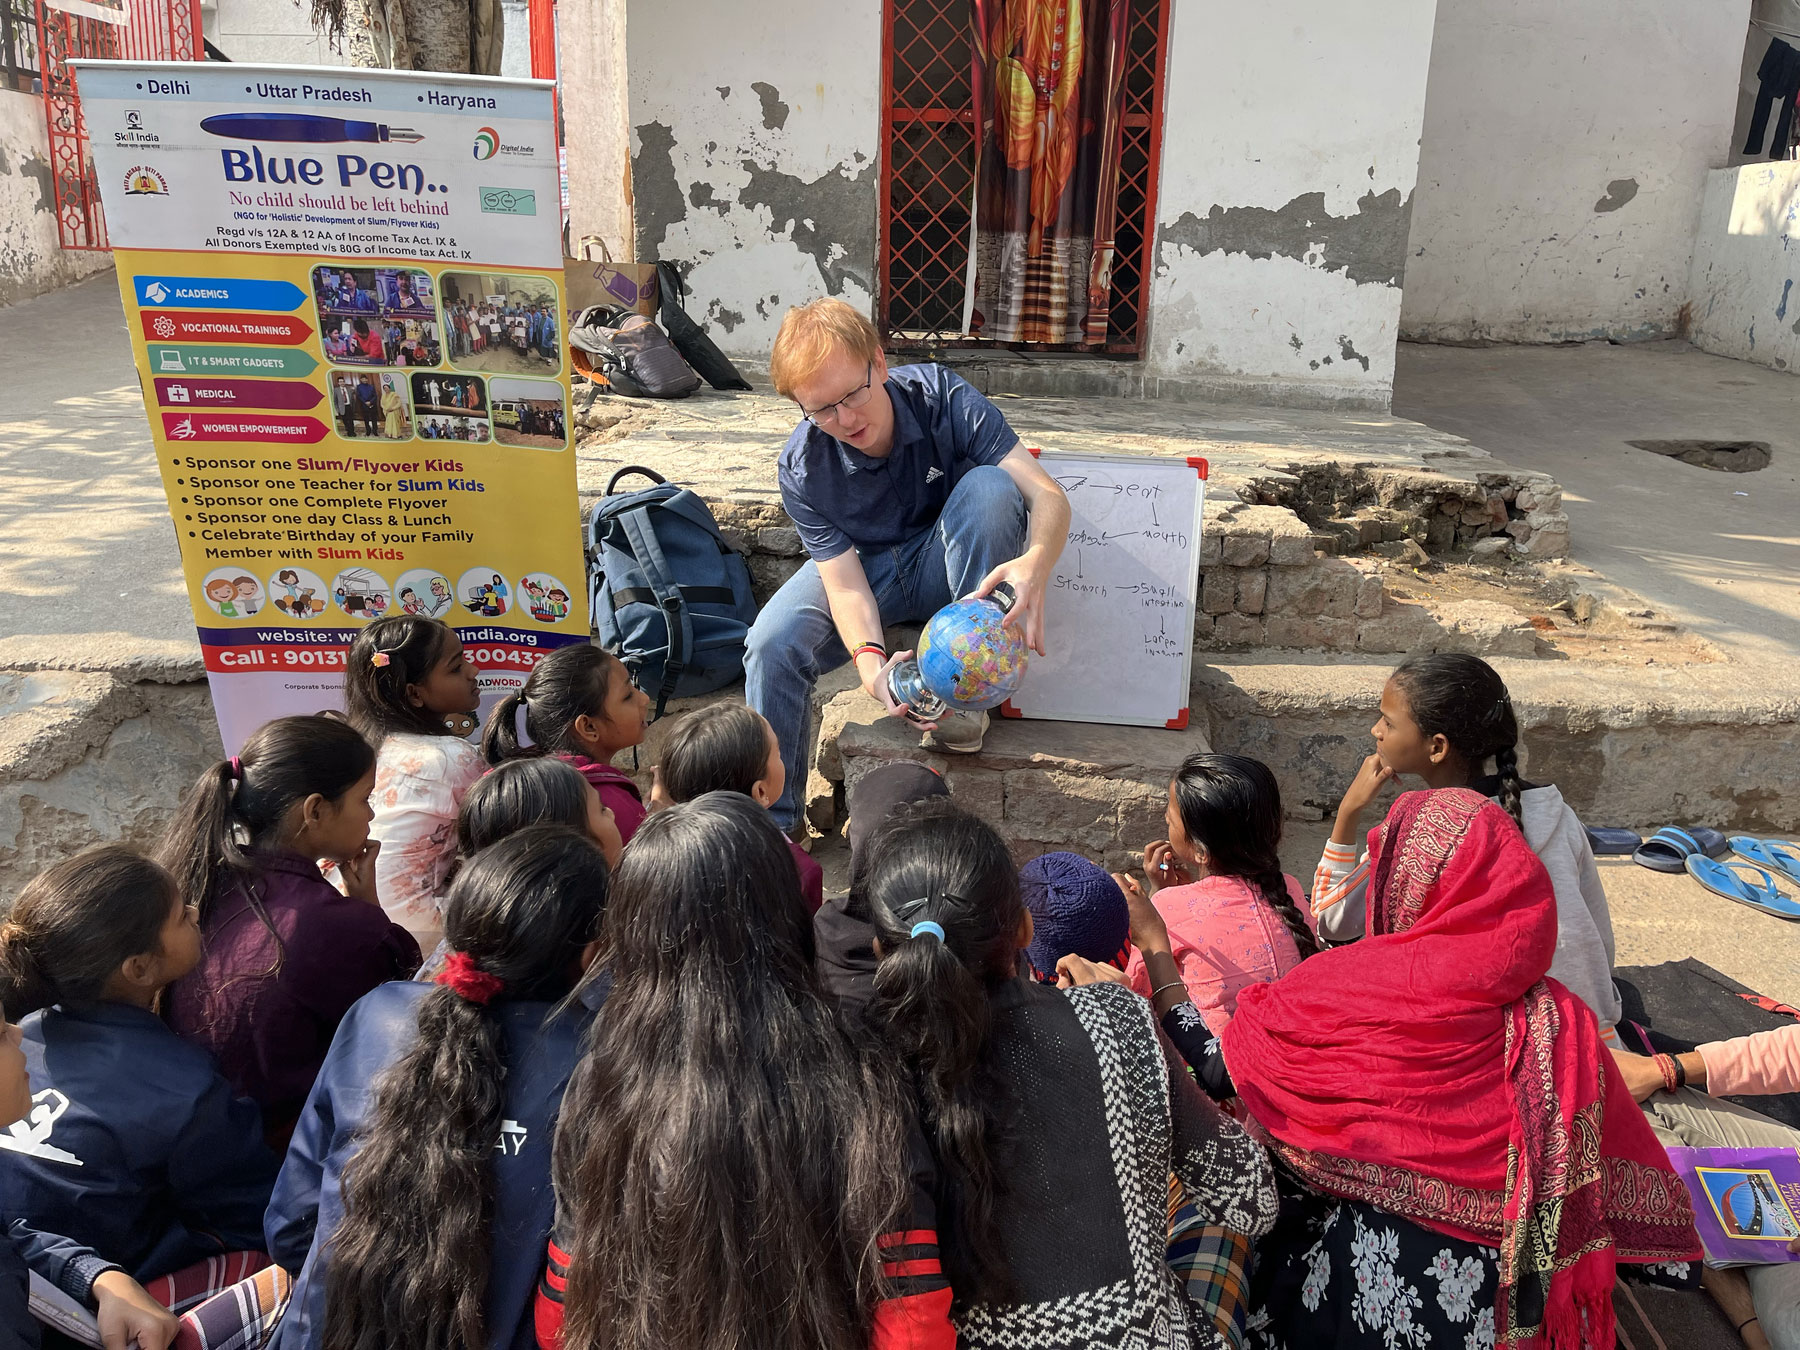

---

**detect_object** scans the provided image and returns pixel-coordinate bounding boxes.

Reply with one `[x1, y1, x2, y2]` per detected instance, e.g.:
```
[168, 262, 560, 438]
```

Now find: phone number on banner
[197, 626, 591, 673]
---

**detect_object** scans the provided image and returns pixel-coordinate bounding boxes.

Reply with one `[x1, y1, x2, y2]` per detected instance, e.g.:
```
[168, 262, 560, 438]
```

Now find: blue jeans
[745, 464, 1027, 829]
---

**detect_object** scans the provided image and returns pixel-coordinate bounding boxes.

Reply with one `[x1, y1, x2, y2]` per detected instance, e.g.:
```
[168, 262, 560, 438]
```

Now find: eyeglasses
[800, 363, 876, 427]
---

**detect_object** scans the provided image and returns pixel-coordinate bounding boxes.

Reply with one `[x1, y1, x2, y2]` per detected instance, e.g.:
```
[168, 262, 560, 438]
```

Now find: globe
[914, 595, 1029, 712]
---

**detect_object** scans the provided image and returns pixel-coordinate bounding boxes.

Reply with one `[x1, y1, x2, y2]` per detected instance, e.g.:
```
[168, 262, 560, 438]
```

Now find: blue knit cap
[1020, 851, 1130, 981]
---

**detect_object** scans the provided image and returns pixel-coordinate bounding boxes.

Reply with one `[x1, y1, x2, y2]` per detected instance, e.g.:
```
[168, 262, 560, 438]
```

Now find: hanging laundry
[1744, 36, 1800, 159]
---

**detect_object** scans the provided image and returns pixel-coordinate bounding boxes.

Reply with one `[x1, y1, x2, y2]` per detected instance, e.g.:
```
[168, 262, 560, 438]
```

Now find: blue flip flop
[1730, 837, 1800, 887]
[1634, 826, 1729, 874]
[1685, 855, 1800, 920]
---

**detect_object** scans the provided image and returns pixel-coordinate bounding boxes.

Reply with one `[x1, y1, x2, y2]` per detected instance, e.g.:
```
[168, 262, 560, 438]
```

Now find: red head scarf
[1224, 788, 1698, 1348]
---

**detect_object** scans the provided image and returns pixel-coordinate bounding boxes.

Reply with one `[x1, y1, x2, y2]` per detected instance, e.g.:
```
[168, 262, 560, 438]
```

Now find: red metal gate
[878, 0, 1170, 355]
[38, 0, 202, 251]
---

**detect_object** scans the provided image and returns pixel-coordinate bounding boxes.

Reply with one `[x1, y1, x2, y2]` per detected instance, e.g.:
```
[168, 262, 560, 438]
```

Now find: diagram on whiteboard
[1004, 452, 1206, 729]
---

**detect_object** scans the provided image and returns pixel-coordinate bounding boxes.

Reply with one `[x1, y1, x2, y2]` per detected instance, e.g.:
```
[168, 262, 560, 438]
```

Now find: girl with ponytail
[1314, 651, 1623, 1044]
[343, 615, 486, 951]
[0, 847, 279, 1350]
[1120, 754, 1315, 1037]
[265, 826, 611, 1350]
[480, 643, 650, 847]
[160, 716, 420, 1146]
[862, 800, 1276, 1348]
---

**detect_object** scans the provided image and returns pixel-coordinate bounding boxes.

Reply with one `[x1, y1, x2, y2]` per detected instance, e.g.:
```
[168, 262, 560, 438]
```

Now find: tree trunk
[337, 0, 502, 72]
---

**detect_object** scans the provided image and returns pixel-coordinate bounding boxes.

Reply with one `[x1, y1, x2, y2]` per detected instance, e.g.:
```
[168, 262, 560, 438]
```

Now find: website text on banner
[77, 61, 587, 753]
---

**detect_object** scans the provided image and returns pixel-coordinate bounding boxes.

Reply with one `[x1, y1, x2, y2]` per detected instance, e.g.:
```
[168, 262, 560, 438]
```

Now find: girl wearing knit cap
[1124, 753, 1315, 1036]
[1017, 852, 1131, 982]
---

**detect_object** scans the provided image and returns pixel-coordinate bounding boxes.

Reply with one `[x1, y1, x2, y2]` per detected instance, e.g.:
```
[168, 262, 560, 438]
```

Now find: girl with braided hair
[1313, 651, 1623, 1045]
[1119, 753, 1315, 1038]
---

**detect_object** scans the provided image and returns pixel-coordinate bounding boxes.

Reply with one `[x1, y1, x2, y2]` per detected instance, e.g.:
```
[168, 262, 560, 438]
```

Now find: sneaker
[924, 709, 988, 754]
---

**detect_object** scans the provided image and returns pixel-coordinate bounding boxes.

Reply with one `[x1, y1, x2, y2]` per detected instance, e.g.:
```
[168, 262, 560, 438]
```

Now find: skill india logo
[472, 127, 500, 160]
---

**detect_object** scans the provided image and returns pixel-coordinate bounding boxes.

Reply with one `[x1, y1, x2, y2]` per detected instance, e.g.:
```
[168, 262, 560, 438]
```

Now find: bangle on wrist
[1673, 1054, 1688, 1090]
[851, 642, 887, 664]
[1149, 981, 1186, 1001]
[1653, 1053, 1680, 1095]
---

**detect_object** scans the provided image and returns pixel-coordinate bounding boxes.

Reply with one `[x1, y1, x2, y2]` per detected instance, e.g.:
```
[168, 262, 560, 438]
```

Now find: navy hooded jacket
[0, 1003, 277, 1290]
[266, 980, 596, 1350]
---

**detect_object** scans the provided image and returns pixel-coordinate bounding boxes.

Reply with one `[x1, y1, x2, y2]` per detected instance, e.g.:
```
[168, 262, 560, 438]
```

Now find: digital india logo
[472, 127, 500, 161]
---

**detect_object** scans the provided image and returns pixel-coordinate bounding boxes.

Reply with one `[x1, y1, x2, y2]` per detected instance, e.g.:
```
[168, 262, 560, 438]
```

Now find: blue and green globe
[915, 595, 1029, 712]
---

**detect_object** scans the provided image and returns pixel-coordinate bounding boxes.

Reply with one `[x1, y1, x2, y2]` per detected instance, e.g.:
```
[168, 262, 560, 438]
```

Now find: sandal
[1633, 826, 1728, 874]
[1729, 837, 1800, 888]
[1685, 855, 1800, 920]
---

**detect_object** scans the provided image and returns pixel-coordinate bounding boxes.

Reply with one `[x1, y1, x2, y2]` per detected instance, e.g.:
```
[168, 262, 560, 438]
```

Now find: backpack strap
[616, 504, 691, 722]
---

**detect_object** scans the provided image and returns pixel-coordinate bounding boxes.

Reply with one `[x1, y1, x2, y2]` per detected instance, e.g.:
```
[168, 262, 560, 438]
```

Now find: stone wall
[678, 462, 1573, 659]
[0, 667, 218, 902]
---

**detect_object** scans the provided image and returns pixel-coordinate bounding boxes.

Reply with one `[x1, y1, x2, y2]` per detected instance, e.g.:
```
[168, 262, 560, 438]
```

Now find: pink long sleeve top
[1699, 1023, 1800, 1098]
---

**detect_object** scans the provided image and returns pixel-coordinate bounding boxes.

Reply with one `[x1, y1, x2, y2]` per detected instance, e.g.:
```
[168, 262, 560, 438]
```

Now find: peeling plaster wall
[625, 1, 881, 362]
[1401, 0, 1749, 345]
[1145, 0, 1439, 412]
[1687, 161, 1800, 373]
[0, 93, 111, 310]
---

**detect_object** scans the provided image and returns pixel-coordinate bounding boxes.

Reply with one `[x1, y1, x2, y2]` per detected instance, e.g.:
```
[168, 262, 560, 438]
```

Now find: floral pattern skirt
[1249, 1175, 1500, 1350]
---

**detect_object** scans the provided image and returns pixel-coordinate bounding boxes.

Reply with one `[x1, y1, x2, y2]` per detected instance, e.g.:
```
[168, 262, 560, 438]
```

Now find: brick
[1198, 531, 1222, 566]
[1354, 574, 1385, 619]
[1191, 613, 1217, 642]
[1235, 569, 1268, 615]
[1356, 606, 1437, 652]
[1267, 565, 1359, 618]
[1222, 534, 1271, 568]
[756, 526, 804, 557]
[1214, 613, 1265, 645]
[1201, 567, 1235, 615]
[1264, 614, 1358, 649]
[1269, 533, 1318, 567]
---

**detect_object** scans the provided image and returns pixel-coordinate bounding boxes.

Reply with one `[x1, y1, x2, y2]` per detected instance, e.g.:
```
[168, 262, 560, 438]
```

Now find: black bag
[656, 261, 752, 391]
[569, 307, 702, 399]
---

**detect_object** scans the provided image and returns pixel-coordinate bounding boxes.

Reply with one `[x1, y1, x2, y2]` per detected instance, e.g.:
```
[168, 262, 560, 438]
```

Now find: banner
[78, 61, 588, 752]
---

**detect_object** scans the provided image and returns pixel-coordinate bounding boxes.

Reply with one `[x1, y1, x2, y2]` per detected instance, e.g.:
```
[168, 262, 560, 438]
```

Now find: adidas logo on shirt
[925, 466, 944, 484]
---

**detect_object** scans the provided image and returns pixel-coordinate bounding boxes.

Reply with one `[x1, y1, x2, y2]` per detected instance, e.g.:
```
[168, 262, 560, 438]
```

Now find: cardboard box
[565, 256, 659, 318]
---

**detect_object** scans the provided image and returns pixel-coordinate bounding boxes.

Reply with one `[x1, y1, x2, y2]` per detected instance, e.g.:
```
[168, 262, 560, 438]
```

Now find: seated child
[344, 616, 487, 951]
[1017, 851, 1130, 982]
[0, 848, 278, 1342]
[482, 645, 649, 846]
[1125, 753, 1316, 1035]
[1314, 651, 1622, 1044]
[457, 756, 624, 873]
[161, 716, 421, 1146]
[812, 761, 949, 1013]
[653, 703, 823, 912]
[266, 826, 611, 1350]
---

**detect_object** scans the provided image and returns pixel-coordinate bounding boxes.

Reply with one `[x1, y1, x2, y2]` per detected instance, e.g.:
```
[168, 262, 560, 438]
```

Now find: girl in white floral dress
[345, 616, 485, 953]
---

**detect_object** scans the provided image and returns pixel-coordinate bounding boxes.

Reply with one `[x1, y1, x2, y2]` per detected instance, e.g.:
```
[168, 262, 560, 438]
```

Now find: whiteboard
[1002, 450, 1206, 729]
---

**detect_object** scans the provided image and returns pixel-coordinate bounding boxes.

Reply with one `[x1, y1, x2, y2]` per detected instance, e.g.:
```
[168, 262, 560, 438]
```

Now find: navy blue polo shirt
[777, 364, 1020, 562]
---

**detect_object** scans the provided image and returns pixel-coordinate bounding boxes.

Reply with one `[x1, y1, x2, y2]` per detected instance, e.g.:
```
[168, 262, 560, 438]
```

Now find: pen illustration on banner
[199, 113, 424, 144]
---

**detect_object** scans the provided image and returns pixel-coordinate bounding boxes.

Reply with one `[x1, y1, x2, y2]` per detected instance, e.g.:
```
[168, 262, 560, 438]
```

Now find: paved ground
[0, 273, 185, 651]
[1395, 339, 1800, 665]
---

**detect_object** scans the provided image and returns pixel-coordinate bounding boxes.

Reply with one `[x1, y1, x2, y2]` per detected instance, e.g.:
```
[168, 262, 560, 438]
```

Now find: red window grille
[39, 0, 202, 251]
[878, 0, 1170, 356]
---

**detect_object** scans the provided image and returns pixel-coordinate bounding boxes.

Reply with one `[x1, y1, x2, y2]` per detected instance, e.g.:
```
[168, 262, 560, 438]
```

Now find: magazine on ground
[1666, 1145, 1800, 1266]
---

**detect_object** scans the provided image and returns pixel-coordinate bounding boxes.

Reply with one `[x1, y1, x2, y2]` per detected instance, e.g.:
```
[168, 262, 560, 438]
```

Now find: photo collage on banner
[79, 60, 587, 751]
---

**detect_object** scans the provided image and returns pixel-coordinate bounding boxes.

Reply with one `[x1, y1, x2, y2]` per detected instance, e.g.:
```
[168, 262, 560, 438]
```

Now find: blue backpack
[587, 466, 757, 719]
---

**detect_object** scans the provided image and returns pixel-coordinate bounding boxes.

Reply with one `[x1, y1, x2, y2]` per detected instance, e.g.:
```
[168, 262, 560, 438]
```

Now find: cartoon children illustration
[545, 587, 570, 621]
[399, 587, 426, 616]
[276, 568, 301, 609]
[204, 577, 240, 617]
[522, 578, 552, 622]
[232, 576, 262, 615]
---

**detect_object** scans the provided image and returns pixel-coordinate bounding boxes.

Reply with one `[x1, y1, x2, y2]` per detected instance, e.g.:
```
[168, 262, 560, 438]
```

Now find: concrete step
[827, 696, 1212, 871]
